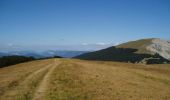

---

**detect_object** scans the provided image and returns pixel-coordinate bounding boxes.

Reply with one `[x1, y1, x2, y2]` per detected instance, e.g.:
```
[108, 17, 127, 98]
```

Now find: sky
[0, 0, 170, 51]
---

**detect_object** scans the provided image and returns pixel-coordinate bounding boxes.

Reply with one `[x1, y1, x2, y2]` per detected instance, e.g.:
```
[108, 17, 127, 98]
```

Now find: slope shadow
[75, 46, 170, 64]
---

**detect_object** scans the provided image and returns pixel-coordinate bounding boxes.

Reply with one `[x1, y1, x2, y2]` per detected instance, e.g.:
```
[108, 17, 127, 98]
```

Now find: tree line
[0, 55, 63, 68]
[0, 56, 35, 68]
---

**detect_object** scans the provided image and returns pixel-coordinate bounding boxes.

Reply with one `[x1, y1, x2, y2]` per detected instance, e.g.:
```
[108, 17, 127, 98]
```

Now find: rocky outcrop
[147, 38, 170, 60]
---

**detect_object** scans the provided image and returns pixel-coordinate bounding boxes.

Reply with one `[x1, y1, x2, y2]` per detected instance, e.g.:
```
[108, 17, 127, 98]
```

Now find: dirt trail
[0, 63, 53, 100]
[33, 59, 60, 100]
[23, 64, 52, 83]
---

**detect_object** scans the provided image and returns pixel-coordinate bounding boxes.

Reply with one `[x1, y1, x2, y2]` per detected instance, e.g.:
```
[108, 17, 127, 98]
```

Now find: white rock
[147, 38, 170, 60]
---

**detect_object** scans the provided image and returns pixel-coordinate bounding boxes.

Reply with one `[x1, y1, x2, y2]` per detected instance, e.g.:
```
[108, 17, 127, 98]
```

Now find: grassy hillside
[75, 47, 169, 64]
[75, 38, 170, 64]
[0, 58, 170, 100]
[116, 38, 153, 54]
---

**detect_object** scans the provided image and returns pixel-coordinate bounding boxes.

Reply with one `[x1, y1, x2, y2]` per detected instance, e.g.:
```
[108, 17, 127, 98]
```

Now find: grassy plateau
[0, 58, 170, 100]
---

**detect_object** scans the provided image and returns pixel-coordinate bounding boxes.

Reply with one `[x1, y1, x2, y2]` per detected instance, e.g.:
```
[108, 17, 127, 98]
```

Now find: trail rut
[0, 61, 52, 99]
[33, 59, 60, 100]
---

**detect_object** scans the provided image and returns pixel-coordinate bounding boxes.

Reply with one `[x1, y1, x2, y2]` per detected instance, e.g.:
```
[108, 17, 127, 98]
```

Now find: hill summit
[75, 38, 170, 64]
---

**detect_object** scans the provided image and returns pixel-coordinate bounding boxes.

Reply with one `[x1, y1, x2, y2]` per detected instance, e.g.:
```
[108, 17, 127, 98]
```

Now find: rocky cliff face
[147, 39, 170, 60]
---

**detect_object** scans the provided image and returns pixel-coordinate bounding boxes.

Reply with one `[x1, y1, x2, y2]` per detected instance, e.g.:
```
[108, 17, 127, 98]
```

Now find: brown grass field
[0, 58, 170, 100]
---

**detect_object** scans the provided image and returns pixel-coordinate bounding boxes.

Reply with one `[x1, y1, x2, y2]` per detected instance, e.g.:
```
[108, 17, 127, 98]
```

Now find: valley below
[0, 58, 170, 100]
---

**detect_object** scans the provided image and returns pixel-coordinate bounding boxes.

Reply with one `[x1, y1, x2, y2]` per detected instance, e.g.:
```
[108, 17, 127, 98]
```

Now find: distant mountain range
[1, 38, 170, 64]
[0, 50, 89, 58]
[75, 38, 170, 64]
[0, 52, 8, 57]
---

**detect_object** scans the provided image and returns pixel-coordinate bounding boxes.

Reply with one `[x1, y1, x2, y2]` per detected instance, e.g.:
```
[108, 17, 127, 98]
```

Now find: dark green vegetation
[0, 55, 63, 68]
[53, 56, 63, 58]
[0, 56, 35, 68]
[38, 55, 63, 60]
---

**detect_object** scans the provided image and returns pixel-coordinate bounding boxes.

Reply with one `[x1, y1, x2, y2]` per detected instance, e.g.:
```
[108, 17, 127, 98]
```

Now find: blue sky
[0, 0, 170, 51]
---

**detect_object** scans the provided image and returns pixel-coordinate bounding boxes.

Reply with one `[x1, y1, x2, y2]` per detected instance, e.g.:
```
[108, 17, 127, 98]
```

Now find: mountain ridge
[75, 38, 170, 64]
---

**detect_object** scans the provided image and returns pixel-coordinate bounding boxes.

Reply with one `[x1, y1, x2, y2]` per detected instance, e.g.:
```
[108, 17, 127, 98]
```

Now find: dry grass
[0, 59, 54, 100]
[0, 58, 170, 100]
[117, 38, 153, 54]
[45, 59, 170, 100]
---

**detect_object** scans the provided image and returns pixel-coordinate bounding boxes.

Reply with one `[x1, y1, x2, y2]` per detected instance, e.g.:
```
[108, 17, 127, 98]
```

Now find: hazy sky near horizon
[0, 0, 170, 48]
